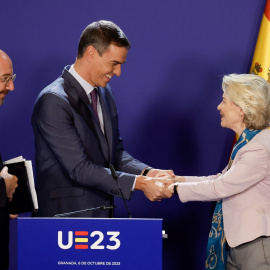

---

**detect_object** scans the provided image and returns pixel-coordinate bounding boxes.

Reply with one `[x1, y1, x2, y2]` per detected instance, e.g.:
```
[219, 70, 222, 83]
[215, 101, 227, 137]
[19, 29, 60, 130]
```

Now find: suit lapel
[62, 67, 110, 161]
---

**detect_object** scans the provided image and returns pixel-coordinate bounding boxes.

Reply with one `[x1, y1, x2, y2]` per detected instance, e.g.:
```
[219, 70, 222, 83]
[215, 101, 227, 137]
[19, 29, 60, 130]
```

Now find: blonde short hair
[222, 73, 270, 130]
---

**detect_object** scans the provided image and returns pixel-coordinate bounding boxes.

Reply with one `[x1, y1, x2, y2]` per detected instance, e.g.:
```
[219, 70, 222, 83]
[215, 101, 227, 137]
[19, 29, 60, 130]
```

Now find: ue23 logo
[58, 231, 121, 250]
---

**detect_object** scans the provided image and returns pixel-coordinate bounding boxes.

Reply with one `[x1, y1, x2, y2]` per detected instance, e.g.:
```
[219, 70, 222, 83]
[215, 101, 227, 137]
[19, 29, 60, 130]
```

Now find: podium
[17, 218, 162, 270]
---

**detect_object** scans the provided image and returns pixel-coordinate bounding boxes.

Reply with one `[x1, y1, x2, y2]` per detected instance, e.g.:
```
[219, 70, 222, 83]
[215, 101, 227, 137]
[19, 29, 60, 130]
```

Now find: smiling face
[0, 51, 14, 105]
[217, 94, 246, 135]
[85, 44, 128, 88]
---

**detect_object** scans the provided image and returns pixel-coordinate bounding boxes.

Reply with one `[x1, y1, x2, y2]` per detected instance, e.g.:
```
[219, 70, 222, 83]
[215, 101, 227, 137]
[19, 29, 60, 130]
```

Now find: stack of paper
[3, 156, 38, 214]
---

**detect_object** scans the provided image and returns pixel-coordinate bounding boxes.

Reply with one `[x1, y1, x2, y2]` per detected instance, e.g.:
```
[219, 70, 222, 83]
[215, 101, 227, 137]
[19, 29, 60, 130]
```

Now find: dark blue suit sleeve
[105, 85, 148, 175]
[0, 177, 6, 208]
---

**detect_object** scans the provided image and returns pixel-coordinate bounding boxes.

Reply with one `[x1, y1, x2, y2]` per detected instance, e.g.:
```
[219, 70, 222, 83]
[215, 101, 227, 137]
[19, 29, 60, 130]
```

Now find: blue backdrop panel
[18, 218, 162, 270]
[0, 0, 267, 269]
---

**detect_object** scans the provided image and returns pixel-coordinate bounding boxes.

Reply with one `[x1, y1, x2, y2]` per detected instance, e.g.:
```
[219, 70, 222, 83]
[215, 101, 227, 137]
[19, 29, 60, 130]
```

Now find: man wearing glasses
[0, 50, 18, 270]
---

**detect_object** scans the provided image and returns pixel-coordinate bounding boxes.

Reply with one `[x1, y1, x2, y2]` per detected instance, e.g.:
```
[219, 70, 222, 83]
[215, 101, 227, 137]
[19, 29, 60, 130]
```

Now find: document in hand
[3, 156, 38, 214]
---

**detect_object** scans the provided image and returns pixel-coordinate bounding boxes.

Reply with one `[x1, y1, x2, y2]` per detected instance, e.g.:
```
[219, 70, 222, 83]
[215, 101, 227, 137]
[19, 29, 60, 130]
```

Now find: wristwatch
[142, 167, 153, 176]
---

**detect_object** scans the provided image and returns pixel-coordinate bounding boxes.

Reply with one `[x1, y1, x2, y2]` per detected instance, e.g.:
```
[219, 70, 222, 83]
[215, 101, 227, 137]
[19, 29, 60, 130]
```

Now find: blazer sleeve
[177, 143, 268, 202]
[0, 176, 6, 208]
[183, 166, 227, 183]
[114, 143, 148, 175]
[104, 85, 148, 175]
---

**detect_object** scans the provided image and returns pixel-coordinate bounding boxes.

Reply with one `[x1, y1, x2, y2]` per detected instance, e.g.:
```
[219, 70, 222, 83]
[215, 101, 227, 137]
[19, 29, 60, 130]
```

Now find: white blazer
[177, 129, 270, 247]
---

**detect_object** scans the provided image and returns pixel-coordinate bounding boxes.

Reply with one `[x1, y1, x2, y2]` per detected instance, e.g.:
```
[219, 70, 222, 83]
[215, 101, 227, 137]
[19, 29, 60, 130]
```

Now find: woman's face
[217, 94, 246, 135]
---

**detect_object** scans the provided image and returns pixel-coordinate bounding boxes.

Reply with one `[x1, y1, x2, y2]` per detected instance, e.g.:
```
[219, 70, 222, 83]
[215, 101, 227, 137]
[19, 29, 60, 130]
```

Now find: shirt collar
[68, 65, 95, 96]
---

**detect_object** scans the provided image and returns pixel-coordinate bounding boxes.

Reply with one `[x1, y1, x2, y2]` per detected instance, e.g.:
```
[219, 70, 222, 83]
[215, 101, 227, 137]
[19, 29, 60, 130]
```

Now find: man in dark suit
[0, 50, 18, 269]
[32, 20, 173, 218]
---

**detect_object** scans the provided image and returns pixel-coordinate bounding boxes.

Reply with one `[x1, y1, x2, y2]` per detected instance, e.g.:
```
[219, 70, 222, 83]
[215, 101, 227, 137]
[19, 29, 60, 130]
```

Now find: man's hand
[145, 168, 175, 178]
[0, 167, 18, 202]
[135, 175, 173, 201]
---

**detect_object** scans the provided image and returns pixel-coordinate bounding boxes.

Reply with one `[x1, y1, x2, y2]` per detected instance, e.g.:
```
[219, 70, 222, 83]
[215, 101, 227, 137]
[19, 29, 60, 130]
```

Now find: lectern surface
[18, 218, 162, 270]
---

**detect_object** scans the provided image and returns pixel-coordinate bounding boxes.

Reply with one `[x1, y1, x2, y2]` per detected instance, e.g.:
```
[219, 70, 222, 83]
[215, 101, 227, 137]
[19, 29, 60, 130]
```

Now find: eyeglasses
[0, 74, 16, 86]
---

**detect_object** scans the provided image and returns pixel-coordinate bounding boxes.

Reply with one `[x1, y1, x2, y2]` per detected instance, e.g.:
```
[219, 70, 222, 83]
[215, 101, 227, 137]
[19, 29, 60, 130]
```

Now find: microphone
[54, 205, 116, 217]
[109, 164, 132, 218]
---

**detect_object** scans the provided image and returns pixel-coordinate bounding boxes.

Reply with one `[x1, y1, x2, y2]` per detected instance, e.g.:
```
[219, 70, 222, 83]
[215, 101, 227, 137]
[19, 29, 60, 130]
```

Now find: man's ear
[85, 45, 96, 62]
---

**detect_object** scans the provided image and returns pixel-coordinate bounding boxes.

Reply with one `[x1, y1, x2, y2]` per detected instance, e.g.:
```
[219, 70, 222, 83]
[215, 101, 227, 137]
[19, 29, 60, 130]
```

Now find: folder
[1, 156, 38, 214]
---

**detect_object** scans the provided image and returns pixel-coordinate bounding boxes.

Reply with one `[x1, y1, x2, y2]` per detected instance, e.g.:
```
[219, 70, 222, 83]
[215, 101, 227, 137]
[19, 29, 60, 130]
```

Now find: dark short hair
[77, 20, 131, 58]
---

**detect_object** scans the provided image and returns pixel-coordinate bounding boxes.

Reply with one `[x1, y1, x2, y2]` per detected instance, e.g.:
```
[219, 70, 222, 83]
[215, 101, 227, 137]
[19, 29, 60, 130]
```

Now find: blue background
[0, 1, 266, 269]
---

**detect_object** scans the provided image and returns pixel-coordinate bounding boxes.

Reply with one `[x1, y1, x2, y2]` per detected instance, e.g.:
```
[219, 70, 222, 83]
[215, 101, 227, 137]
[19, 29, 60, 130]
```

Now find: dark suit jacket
[32, 66, 147, 217]
[0, 176, 9, 269]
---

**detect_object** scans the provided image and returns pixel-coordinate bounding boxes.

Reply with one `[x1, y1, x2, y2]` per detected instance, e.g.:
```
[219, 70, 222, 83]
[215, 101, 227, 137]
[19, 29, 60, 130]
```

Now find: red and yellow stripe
[250, 0, 270, 82]
[74, 231, 89, 249]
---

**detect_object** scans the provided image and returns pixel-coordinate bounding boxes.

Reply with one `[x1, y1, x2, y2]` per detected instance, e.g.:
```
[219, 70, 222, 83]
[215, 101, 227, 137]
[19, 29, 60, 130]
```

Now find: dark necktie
[90, 88, 100, 126]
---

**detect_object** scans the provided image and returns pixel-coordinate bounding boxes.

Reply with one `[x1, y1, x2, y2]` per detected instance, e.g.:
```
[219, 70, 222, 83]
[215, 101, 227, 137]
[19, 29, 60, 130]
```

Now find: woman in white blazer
[170, 74, 270, 270]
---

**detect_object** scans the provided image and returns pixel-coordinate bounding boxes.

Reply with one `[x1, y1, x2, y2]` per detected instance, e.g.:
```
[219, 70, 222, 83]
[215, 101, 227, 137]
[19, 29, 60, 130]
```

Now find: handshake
[135, 168, 182, 201]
